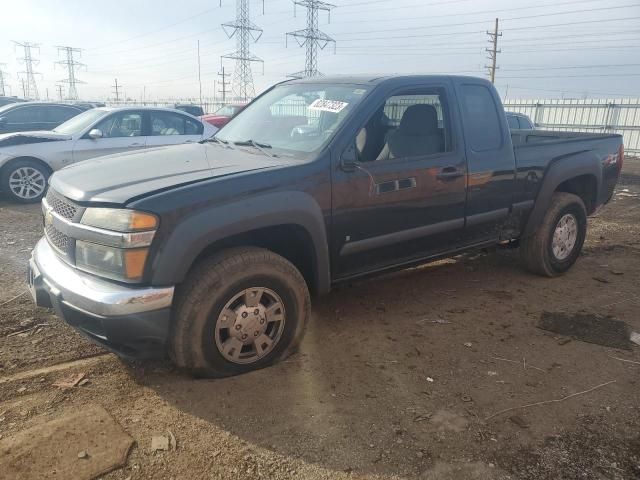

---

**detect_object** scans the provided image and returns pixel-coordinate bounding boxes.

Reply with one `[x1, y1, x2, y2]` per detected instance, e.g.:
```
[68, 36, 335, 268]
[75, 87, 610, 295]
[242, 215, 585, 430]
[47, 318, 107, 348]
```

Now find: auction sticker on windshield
[308, 99, 349, 113]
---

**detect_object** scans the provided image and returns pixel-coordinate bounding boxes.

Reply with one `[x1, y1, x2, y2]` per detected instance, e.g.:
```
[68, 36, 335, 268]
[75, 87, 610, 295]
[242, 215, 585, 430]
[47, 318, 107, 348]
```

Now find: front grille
[46, 189, 78, 220]
[45, 223, 70, 252]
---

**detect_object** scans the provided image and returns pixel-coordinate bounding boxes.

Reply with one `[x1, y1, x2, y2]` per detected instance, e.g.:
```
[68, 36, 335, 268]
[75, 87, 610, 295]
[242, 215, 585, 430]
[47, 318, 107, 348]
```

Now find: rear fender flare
[523, 152, 601, 237]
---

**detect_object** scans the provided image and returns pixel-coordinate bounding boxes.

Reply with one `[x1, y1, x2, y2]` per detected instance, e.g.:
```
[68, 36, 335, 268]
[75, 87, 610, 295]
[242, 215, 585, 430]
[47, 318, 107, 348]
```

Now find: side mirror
[341, 143, 358, 172]
[88, 128, 103, 139]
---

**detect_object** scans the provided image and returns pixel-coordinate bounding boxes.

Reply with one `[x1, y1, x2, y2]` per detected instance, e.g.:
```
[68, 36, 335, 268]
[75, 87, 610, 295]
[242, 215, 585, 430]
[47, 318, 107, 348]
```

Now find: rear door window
[43, 106, 79, 123]
[460, 84, 503, 152]
[4, 106, 43, 123]
[518, 116, 534, 129]
[150, 111, 203, 136]
[506, 114, 519, 130]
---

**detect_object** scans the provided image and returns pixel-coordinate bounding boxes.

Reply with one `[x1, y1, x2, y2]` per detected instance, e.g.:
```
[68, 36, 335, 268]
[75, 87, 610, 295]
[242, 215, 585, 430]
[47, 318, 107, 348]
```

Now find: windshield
[54, 109, 109, 135]
[215, 83, 370, 155]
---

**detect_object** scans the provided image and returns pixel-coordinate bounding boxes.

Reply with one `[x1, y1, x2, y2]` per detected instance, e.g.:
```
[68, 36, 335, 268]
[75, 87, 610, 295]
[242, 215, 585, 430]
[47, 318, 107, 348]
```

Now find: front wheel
[170, 247, 310, 378]
[1, 159, 49, 203]
[520, 192, 587, 277]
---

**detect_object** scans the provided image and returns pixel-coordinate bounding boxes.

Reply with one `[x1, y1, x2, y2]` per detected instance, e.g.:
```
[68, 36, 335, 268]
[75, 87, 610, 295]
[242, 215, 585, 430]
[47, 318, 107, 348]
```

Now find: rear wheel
[170, 247, 310, 378]
[1, 159, 49, 203]
[520, 192, 587, 277]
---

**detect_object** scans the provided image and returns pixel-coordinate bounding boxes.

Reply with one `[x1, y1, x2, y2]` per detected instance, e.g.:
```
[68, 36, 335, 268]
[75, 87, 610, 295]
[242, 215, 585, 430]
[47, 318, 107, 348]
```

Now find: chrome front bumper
[29, 238, 173, 316]
[28, 238, 174, 357]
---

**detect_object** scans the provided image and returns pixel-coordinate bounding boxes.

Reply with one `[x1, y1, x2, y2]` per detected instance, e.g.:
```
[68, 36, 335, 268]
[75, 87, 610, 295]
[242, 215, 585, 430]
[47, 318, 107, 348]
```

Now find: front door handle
[437, 166, 464, 180]
[183, 140, 195, 144]
[129, 142, 143, 147]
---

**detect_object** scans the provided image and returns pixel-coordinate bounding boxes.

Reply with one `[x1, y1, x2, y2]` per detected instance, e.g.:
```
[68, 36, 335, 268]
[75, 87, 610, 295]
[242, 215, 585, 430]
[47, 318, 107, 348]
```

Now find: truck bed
[511, 129, 623, 212]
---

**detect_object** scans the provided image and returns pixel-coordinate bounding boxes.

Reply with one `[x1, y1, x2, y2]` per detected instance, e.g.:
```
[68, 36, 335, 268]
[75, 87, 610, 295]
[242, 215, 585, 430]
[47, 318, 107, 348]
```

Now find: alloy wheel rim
[8, 167, 46, 200]
[551, 213, 578, 260]
[214, 287, 286, 364]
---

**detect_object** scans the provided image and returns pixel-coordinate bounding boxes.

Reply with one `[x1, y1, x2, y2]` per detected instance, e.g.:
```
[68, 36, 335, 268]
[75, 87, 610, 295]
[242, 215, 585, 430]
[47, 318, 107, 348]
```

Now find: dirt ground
[1, 160, 639, 480]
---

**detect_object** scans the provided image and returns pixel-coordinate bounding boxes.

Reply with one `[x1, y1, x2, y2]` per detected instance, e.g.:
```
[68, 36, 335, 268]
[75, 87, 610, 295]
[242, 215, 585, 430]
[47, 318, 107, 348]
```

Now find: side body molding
[150, 191, 331, 294]
[522, 151, 602, 237]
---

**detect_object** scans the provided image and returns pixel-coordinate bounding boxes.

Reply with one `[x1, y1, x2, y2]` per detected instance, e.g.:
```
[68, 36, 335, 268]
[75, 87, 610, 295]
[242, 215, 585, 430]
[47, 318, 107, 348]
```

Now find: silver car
[0, 106, 217, 202]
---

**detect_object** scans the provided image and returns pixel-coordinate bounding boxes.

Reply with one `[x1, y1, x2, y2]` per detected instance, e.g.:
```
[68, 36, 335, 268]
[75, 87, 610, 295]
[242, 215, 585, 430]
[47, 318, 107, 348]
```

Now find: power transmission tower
[221, 0, 264, 101]
[0, 64, 8, 97]
[56, 84, 64, 100]
[485, 18, 501, 84]
[218, 67, 230, 103]
[55, 46, 86, 100]
[286, 0, 336, 78]
[112, 78, 122, 102]
[13, 41, 41, 99]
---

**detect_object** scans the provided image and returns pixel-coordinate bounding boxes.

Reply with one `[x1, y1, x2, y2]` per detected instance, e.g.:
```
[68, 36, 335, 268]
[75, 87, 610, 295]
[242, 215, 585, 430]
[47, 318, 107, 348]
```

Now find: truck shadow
[142, 249, 538, 477]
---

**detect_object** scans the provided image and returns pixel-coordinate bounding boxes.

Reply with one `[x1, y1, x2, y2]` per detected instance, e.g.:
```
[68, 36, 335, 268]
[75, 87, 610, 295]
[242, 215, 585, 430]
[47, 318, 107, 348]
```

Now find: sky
[0, 0, 639, 102]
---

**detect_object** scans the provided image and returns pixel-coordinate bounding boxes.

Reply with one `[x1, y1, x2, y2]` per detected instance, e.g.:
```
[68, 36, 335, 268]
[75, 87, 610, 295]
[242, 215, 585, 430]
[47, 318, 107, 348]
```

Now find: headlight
[81, 208, 158, 232]
[75, 208, 158, 282]
[76, 241, 149, 282]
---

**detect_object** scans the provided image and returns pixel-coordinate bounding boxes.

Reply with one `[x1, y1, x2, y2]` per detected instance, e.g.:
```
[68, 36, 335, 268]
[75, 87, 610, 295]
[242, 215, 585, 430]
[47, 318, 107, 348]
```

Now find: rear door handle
[183, 140, 195, 144]
[129, 142, 144, 147]
[437, 166, 464, 180]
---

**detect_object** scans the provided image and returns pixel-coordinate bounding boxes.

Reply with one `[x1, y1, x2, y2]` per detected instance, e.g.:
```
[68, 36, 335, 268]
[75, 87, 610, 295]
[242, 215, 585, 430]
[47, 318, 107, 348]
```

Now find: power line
[13, 41, 41, 100]
[221, 0, 265, 101]
[286, 0, 336, 78]
[55, 46, 85, 100]
[88, 5, 223, 51]
[330, 0, 601, 23]
[335, 5, 640, 37]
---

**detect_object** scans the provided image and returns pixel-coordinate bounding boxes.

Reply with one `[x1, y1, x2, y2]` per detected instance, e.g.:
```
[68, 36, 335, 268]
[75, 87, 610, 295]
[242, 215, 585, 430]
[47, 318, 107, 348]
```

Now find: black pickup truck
[28, 75, 624, 377]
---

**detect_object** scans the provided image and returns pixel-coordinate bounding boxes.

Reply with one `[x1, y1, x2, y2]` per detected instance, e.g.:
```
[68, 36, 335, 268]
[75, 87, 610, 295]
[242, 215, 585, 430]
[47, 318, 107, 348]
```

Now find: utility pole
[197, 40, 203, 109]
[218, 66, 230, 103]
[55, 46, 85, 100]
[286, 0, 336, 78]
[21, 79, 27, 98]
[0, 64, 8, 97]
[13, 41, 41, 99]
[221, 0, 264, 101]
[485, 18, 501, 84]
[112, 78, 121, 102]
[56, 84, 64, 100]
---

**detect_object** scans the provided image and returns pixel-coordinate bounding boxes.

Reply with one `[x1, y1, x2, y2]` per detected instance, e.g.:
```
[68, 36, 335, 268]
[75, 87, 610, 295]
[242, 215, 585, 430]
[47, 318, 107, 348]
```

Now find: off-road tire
[520, 192, 587, 277]
[170, 247, 311, 378]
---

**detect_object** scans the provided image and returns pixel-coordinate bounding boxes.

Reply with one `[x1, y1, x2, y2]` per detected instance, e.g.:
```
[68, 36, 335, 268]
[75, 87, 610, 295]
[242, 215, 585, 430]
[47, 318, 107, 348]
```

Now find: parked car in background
[506, 111, 535, 130]
[0, 102, 86, 134]
[0, 96, 27, 107]
[0, 106, 216, 202]
[201, 103, 247, 129]
[175, 104, 205, 117]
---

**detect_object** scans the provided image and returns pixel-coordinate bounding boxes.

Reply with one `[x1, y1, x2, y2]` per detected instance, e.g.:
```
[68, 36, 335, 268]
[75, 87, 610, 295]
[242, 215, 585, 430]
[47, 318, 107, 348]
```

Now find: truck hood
[0, 130, 72, 148]
[50, 143, 288, 204]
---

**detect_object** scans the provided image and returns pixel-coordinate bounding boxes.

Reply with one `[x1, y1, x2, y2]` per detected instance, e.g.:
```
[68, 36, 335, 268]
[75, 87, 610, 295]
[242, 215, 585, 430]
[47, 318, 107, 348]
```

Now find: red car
[200, 104, 246, 129]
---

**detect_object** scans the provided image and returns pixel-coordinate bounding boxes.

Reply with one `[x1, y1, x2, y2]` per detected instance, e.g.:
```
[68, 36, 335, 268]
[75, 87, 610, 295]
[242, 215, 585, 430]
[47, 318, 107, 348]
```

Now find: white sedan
[0, 106, 217, 202]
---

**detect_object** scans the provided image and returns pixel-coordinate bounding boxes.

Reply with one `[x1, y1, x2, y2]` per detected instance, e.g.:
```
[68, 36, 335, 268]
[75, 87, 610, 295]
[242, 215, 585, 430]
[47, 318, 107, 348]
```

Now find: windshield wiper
[202, 137, 236, 149]
[233, 139, 277, 158]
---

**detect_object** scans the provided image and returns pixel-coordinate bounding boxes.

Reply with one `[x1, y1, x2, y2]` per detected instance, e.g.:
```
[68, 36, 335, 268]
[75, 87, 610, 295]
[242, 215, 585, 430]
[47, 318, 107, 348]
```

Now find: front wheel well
[0, 156, 53, 179]
[188, 224, 319, 295]
[554, 174, 598, 214]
